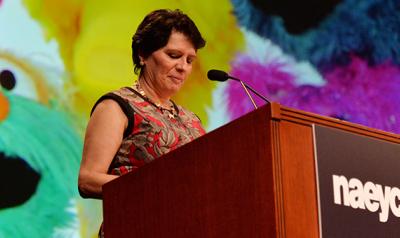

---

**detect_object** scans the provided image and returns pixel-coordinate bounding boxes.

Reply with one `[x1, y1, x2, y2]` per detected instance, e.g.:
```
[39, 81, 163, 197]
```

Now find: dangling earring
[140, 60, 144, 66]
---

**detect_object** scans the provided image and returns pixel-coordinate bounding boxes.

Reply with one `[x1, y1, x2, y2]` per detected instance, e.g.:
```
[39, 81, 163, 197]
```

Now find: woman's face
[141, 31, 197, 98]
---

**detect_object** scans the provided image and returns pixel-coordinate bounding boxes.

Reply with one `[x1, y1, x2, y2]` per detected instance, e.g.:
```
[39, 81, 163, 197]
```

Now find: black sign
[314, 125, 400, 238]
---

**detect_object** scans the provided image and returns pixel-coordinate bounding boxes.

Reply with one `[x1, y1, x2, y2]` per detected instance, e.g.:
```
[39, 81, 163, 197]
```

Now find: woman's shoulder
[174, 104, 206, 136]
[90, 87, 141, 115]
[108, 87, 141, 101]
[174, 103, 202, 122]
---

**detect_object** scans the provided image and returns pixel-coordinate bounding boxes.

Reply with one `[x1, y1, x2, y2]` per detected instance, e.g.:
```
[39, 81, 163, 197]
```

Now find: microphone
[207, 69, 270, 109]
[207, 69, 230, 82]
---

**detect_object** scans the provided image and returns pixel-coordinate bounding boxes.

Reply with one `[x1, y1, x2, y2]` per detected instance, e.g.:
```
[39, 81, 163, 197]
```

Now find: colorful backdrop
[0, 0, 399, 237]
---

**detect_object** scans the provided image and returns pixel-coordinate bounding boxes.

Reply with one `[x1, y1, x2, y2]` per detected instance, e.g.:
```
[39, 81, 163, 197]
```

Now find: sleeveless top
[92, 87, 206, 176]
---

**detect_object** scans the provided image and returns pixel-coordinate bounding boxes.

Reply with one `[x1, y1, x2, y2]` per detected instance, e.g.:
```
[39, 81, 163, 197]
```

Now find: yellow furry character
[23, 0, 243, 125]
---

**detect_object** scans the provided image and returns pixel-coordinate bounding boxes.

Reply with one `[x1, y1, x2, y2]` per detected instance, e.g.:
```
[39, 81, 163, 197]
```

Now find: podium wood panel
[277, 121, 318, 238]
[103, 107, 277, 238]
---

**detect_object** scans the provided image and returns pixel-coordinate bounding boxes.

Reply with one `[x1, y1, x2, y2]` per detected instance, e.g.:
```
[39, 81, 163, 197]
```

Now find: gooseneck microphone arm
[227, 75, 271, 105]
[238, 79, 258, 109]
[207, 69, 270, 109]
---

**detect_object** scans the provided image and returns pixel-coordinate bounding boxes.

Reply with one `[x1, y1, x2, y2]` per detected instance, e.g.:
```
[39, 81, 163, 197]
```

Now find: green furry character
[0, 90, 82, 237]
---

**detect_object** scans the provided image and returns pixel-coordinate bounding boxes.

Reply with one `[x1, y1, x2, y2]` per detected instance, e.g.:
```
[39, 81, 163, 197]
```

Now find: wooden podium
[103, 103, 400, 238]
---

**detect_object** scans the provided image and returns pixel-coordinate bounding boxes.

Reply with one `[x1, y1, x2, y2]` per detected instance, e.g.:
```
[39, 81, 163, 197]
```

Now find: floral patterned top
[92, 87, 206, 176]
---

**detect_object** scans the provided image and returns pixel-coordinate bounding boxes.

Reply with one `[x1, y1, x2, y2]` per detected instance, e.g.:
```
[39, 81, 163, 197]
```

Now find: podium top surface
[269, 102, 400, 143]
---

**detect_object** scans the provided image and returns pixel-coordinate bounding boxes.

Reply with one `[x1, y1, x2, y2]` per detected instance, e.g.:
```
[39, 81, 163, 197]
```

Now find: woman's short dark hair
[131, 9, 206, 75]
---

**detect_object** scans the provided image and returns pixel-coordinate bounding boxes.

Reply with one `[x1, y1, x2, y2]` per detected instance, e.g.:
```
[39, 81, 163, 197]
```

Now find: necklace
[134, 82, 177, 119]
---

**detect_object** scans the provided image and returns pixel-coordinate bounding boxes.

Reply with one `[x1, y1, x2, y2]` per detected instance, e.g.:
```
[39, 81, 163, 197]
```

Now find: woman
[78, 9, 206, 200]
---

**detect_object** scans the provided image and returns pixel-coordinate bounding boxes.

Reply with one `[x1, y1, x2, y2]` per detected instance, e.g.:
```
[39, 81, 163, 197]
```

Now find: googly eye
[0, 69, 16, 90]
[0, 59, 40, 101]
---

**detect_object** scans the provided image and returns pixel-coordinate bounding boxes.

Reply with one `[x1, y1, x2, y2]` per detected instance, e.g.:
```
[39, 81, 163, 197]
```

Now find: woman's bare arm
[78, 99, 128, 199]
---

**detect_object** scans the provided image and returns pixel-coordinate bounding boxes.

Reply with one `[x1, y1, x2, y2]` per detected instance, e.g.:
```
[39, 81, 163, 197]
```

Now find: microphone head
[207, 69, 229, 82]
